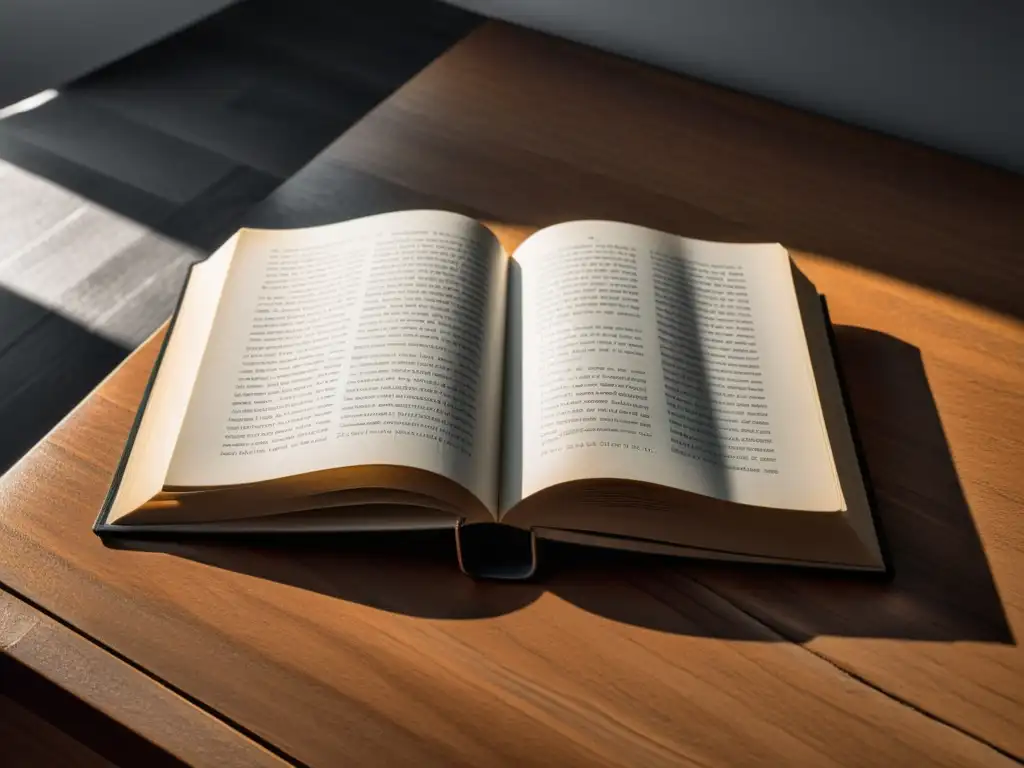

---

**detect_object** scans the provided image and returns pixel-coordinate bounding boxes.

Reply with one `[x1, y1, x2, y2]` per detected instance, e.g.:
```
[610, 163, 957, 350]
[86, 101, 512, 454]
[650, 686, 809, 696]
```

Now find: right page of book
[503, 220, 843, 514]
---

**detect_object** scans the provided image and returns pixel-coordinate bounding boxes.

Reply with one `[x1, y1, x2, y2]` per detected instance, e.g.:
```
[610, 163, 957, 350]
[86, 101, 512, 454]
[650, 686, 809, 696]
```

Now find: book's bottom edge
[533, 527, 888, 575]
[94, 521, 888, 579]
[94, 520, 458, 537]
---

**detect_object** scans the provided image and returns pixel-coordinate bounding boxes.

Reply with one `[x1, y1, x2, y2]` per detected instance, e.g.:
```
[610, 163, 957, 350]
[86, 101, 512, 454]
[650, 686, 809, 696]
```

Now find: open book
[96, 211, 887, 578]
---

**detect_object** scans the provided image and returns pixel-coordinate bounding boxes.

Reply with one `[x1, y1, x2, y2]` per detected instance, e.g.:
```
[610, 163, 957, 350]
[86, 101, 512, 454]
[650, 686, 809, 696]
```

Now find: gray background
[444, 0, 1024, 172]
[0, 1, 1021, 172]
[0, 0, 237, 109]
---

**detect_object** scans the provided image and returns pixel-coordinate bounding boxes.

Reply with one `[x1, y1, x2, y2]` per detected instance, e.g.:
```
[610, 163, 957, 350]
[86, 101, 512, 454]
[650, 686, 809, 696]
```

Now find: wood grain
[0, 587, 286, 766]
[1, 20, 1022, 767]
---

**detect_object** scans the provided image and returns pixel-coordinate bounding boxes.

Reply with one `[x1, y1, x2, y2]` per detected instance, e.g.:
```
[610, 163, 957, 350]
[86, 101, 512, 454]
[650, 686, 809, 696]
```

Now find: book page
[165, 210, 507, 514]
[504, 221, 842, 514]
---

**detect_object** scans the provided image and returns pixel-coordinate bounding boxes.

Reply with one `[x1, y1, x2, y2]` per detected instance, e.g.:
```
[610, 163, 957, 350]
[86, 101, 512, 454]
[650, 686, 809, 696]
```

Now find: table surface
[2, 21, 1022, 766]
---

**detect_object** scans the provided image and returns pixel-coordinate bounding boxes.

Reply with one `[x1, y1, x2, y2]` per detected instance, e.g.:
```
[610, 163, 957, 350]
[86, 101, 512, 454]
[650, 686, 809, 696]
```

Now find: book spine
[455, 521, 539, 580]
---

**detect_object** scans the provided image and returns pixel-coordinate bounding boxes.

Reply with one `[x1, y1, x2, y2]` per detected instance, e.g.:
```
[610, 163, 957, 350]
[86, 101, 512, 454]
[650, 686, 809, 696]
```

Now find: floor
[0, 0, 479, 475]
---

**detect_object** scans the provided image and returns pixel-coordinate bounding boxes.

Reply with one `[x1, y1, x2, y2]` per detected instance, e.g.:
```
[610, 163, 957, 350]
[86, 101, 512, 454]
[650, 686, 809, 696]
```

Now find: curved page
[506, 221, 842, 514]
[165, 211, 507, 515]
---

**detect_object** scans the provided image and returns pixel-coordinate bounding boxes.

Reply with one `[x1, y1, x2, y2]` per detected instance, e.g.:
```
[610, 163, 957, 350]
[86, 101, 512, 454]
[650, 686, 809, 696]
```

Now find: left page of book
[162, 210, 508, 515]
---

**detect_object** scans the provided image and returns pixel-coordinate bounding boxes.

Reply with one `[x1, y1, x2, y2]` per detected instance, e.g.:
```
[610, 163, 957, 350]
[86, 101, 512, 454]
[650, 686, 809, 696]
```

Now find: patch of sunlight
[0, 89, 59, 120]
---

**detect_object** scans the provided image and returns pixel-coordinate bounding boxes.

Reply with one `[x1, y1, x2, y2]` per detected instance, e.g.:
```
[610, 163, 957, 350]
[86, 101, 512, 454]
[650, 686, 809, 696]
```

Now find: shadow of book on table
[113, 326, 1013, 644]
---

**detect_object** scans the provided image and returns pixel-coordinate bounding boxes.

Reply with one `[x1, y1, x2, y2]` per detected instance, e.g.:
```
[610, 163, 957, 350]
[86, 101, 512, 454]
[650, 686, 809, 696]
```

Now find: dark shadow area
[0, 0, 480, 252]
[0, 285, 128, 474]
[650, 239, 730, 498]
[117, 326, 1011, 643]
[111, 531, 541, 621]
[0, 653, 188, 767]
[664, 325, 1015, 643]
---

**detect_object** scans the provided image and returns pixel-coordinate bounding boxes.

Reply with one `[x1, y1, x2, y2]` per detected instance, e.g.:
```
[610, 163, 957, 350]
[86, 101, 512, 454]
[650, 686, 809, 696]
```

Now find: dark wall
[447, 0, 1024, 173]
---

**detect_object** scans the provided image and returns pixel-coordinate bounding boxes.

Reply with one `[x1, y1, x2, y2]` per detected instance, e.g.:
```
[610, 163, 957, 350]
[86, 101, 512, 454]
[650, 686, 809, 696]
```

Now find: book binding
[455, 521, 539, 580]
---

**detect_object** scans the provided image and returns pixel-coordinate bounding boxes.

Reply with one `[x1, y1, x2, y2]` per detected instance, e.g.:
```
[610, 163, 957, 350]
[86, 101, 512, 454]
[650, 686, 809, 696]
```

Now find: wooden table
[2, 22, 1022, 766]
